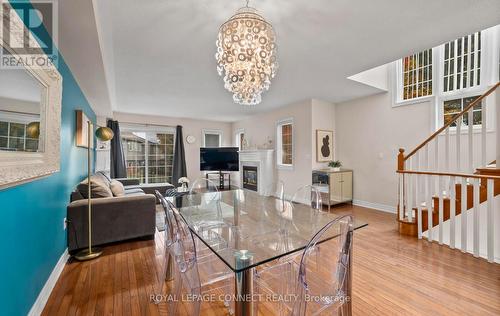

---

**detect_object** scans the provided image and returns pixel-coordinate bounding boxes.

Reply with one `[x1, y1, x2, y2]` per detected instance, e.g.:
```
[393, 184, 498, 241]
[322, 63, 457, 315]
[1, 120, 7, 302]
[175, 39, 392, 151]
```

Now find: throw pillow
[110, 180, 125, 197]
[77, 175, 113, 198]
[95, 171, 112, 186]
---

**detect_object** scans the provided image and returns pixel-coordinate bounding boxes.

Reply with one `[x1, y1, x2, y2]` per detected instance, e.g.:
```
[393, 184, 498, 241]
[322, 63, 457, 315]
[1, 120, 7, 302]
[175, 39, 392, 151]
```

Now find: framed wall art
[316, 129, 333, 162]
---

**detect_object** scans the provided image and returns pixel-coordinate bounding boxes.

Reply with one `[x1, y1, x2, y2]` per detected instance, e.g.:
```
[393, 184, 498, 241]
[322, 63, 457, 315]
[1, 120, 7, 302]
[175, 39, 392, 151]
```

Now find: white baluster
[456, 118, 461, 172]
[468, 109, 473, 173]
[496, 86, 500, 166]
[473, 178, 480, 257]
[408, 172, 413, 222]
[438, 176, 444, 244]
[481, 100, 486, 167]
[486, 178, 494, 263]
[449, 176, 456, 249]
[434, 137, 439, 171]
[425, 144, 429, 170]
[404, 165, 410, 221]
[461, 177, 468, 252]
[426, 175, 433, 242]
[414, 154, 420, 222]
[416, 173, 422, 239]
[434, 139, 439, 197]
[445, 127, 450, 171]
[399, 173, 404, 221]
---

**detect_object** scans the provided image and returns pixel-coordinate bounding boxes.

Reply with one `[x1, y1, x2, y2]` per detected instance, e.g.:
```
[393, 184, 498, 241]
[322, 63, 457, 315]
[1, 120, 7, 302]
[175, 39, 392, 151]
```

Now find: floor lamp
[75, 121, 114, 261]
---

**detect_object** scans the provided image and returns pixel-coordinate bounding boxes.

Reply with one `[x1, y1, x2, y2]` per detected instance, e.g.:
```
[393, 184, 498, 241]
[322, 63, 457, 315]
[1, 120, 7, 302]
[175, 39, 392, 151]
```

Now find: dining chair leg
[155, 252, 174, 299]
[191, 286, 202, 316]
[340, 232, 353, 316]
[169, 265, 183, 316]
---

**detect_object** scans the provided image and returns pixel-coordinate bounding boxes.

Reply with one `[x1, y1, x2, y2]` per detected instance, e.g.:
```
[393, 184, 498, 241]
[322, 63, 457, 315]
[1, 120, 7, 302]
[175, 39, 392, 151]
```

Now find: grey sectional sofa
[67, 172, 174, 253]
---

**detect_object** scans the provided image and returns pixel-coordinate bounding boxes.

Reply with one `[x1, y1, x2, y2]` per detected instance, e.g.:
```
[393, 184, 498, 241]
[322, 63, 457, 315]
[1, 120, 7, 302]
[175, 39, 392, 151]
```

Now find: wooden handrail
[403, 82, 500, 162]
[397, 169, 500, 180]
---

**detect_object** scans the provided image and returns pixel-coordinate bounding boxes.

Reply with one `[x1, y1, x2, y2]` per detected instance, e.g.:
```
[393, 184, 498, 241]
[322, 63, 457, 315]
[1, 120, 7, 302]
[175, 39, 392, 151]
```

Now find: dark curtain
[172, 125, 187, 186]
[107, 120, 127, 178]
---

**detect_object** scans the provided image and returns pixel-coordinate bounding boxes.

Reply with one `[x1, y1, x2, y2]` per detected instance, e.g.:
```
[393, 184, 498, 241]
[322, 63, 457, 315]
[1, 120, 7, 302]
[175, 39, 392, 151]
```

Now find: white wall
[311, 99, 336, 170]
[335, 92, 434, 209]
[112, 112, 232, 183]
[231, 100, 313, 196]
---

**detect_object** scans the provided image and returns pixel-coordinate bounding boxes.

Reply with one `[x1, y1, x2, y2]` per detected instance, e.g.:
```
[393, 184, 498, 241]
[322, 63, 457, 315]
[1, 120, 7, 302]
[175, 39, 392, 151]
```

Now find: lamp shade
[26, 122, 40, 139]
[95, 126, 114, 141]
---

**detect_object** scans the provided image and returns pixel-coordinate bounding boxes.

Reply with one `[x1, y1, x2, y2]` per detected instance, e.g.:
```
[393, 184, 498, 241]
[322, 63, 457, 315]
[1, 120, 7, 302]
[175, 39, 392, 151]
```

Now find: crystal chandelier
[215, 1, 278, 105]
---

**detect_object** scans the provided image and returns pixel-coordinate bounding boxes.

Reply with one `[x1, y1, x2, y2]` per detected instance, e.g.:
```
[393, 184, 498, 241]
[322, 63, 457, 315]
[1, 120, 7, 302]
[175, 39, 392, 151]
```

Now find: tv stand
[205, 171, 231, 190]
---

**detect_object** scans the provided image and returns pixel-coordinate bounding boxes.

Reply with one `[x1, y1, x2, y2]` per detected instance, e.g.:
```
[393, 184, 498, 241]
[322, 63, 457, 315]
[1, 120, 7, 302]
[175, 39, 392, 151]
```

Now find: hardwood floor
[42, 205, 500, 315]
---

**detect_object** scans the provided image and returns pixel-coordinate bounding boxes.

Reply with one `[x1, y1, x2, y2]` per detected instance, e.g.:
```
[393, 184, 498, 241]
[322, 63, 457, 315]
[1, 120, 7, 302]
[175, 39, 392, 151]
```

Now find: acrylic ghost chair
[154, 190, 176, 298]
[259, 185, 324, 259]
[159, 198, 234, 315]
[245, 181, 298, 247]
[154, 192, 232, 302]
[184, 177, 226, 230]
[250, 181, 325, 257]
[291, 185, 323, 213]
[254, 215, 353, 316]
[278, 185, 325, 264]
[182, 177, 231, 256]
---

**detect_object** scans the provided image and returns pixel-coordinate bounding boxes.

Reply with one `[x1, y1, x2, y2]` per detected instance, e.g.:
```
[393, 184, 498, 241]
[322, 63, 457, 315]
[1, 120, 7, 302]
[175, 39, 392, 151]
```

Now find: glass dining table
[166, 189, 367, 316]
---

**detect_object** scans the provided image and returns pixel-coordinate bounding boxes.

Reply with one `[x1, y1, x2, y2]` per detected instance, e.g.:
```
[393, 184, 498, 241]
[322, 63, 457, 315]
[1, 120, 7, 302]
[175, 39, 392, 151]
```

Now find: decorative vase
[181, 182, 188, 192]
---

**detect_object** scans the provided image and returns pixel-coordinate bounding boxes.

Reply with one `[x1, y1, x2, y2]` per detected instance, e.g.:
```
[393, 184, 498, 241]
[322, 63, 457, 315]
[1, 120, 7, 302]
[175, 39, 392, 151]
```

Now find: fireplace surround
[238, 149, 275, 196]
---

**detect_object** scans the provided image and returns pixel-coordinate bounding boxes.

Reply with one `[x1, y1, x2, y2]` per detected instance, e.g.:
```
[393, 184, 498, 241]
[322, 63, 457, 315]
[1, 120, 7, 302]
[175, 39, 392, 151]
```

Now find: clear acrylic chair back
[291, 185, 323, 212]
[292, 215, 353, 315]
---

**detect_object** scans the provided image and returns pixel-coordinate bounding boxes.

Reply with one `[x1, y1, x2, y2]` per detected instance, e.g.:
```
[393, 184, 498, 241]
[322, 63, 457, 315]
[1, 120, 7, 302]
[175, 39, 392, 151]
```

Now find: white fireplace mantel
[239, 149, 275, 196]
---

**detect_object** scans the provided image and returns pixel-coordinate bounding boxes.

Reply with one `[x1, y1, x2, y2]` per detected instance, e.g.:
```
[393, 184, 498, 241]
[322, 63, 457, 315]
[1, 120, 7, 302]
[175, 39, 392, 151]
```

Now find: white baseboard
[28, 249, 69, 316]
[353, 199, 397, 214]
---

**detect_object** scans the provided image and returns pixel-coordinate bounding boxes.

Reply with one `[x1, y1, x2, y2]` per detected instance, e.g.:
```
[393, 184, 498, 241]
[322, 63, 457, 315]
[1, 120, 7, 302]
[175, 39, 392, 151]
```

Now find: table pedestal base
[234, 267, 255, 316]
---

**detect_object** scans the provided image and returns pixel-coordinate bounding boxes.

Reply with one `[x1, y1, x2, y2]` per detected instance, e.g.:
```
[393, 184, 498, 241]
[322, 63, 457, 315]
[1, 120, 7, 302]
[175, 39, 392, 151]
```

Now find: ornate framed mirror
[0, 3, 62, 189]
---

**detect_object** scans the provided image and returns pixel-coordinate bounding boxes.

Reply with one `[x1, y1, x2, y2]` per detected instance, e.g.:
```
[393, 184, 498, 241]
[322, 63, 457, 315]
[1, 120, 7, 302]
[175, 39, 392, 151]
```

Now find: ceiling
[0, 70, 41, 102]
[59, 0, 500, 122]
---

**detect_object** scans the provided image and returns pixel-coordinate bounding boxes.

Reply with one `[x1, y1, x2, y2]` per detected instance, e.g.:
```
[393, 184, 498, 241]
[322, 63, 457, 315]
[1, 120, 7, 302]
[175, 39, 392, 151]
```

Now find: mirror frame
[0, 4, 62, 189]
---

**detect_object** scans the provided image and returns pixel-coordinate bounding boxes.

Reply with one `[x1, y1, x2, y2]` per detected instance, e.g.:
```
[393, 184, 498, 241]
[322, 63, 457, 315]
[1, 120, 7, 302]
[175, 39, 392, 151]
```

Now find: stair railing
[397, 82, 499, 223]
[397, 169, 499, 263]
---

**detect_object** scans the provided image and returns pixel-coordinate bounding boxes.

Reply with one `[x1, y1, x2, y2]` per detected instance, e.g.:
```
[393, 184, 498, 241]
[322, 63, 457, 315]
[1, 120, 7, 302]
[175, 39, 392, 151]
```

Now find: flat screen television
[200, 147, 239, 171]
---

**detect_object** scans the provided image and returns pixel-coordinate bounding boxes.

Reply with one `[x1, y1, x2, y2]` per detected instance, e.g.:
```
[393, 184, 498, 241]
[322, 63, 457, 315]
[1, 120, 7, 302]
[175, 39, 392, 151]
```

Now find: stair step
[398, 217, 417, 224]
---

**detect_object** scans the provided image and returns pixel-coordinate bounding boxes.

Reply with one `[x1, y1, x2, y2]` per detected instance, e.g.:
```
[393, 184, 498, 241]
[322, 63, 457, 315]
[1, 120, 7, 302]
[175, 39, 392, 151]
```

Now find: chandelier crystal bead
[215, 6, 278, 105]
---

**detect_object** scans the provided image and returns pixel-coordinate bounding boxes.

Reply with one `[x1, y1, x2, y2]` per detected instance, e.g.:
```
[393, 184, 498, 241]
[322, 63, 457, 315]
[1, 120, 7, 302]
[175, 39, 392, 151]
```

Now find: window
[121, 125, 175, 184]
[235, 129, 245, 150]
[400, 49, 433, 101]
[276, 118, 293, 167]
[202, 129, 222, 147]
[443, 32, 481, 92]
[391, 26, 498, 129]
[443, 95, 481, 127]
[0, 112, 40, 152]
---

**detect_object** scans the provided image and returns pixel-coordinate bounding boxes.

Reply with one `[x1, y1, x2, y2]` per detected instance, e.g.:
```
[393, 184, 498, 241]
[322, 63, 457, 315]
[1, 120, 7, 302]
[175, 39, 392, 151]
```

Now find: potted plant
[328, 160, 342, 171]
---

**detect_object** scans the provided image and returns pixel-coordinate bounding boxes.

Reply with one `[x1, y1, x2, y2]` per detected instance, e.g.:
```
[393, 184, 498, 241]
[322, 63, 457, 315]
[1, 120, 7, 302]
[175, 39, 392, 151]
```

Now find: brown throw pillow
[77, 175, 113, 198]
[110, 180, 125, 197]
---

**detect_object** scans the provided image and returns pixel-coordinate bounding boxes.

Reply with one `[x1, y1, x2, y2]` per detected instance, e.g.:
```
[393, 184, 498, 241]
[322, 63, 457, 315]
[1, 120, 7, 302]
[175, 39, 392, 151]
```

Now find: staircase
[419, 164, 500, 231]
[396, 82, 500, 263]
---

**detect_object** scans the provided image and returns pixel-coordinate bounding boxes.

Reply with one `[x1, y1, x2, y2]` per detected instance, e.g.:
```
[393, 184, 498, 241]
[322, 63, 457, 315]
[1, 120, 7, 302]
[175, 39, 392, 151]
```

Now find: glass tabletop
[171, 189, 367, 273]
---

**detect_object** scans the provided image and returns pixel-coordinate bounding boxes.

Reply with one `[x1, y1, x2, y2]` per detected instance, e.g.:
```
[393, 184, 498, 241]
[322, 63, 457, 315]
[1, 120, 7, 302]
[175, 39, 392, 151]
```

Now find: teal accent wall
[0, 3, 96, 315]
